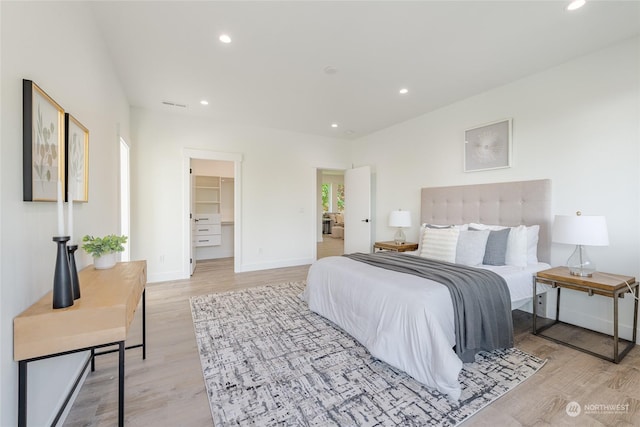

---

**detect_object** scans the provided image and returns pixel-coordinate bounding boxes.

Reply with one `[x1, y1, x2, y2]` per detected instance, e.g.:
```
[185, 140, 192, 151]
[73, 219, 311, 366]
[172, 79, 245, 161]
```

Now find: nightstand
[373, 241, 418, 253]
[533, 266, 638, 363]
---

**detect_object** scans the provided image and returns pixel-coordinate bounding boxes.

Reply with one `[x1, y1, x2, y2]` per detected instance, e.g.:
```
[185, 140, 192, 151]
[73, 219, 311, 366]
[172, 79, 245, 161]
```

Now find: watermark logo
[565, 400, 630, 417]
[584, 403, 630, 415]
[566, 401, 581, 417]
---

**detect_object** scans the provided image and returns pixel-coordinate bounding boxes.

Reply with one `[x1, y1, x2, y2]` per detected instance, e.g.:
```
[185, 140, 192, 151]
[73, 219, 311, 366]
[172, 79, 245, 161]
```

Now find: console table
[14, 260, 147, 427]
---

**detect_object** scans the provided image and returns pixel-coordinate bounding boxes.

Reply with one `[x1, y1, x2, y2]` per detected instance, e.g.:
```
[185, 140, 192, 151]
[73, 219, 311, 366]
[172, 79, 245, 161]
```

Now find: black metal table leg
[532, 276, 538, 333]
[142, 288, 146, 360]
[18, 360, 27, 427]
[118, 341, 125, 426]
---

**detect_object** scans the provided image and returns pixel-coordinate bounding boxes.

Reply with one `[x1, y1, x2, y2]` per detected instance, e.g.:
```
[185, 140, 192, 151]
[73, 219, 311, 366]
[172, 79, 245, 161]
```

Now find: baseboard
[238, 257, 313, 273]
[51, 353, 91, 427]
[147, 270, 186, 283]
[558, 307, 639, 343]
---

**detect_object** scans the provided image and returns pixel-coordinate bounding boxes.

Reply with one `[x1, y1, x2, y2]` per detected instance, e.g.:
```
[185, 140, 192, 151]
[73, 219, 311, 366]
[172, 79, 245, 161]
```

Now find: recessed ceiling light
[200, 100, 209, 106]
[331, 123, 338, 128]
[567, 0, 585, 11]
[219, 34, 232, 44]
[399, 88, 409, 95]
[324, 66, 338, 75]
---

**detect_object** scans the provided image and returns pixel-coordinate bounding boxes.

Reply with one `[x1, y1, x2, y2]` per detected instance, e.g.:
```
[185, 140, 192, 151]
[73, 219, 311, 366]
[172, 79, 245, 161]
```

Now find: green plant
[82, 234, 128, 257]
[321, 183, 330, 212]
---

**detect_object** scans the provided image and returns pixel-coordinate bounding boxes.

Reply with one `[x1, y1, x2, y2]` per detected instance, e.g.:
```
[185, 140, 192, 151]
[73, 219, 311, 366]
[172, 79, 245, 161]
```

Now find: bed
[302, 179, 552, 401]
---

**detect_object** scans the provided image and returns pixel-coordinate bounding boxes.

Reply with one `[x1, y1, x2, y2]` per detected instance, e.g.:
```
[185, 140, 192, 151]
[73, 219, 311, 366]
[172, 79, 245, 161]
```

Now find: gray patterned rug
[190, 282, 545, 426]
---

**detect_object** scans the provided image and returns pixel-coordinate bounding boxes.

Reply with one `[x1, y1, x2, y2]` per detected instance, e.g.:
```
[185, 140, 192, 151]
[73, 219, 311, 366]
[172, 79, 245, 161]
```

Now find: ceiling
[90, 1, 640, 140]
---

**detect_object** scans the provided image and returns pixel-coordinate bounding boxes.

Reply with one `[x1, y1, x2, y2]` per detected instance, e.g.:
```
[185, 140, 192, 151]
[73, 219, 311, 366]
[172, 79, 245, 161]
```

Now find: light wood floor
[64, 258, 640, 426]
[317, 235, 344, 258]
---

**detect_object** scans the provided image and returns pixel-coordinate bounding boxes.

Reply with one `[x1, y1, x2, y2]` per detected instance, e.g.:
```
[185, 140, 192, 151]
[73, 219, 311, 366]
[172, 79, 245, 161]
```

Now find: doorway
[182, 149, 242, 277]
[191, 159, 235, 271]
[317, 169, 345, 258]
[314, 165, 373, 259]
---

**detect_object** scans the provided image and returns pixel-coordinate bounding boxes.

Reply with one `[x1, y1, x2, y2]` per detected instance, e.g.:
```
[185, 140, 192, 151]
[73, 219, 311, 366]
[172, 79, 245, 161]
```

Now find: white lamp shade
[389, 210, 411, 228]
[552, 215, 609, 246]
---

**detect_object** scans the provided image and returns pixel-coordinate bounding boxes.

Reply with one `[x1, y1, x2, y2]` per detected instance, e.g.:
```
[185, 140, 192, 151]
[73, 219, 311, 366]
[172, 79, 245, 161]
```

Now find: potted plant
[82, 234, 128, 269]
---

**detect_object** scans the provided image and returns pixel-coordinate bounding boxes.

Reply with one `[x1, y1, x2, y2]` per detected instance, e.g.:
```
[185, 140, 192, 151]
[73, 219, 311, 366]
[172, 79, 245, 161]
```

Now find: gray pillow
[470, 227, 510, 265]
[455, 230, 490, 266]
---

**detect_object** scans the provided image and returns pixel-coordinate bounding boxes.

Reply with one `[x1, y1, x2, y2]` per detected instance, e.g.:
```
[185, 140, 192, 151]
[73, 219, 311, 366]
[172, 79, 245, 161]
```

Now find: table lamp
[552, 211, 609, 277]
[389, 209, 411, 245]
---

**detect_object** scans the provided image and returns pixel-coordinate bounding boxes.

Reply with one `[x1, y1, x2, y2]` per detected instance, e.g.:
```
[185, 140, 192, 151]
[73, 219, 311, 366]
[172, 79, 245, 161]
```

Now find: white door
[344, 165, 372, 254]
[190, 169, 196, 275]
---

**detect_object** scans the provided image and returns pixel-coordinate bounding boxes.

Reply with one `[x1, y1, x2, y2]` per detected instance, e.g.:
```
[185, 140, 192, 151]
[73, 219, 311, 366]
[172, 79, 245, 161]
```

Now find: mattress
[301, 255, 550, 400]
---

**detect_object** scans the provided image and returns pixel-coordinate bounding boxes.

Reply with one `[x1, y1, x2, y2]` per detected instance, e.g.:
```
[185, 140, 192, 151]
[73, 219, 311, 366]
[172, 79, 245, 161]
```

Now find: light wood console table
[14, 260, 147, 427]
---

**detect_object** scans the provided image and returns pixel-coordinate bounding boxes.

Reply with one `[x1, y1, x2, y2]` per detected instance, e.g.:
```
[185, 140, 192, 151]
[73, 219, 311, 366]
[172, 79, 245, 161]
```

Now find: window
[321, 183, 331, 212]
[336, 184, 345, 212]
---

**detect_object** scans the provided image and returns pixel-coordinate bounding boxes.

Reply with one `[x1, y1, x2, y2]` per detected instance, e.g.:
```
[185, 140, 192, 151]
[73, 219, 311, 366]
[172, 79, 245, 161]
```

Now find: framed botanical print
[65, 114, 89, 202]
[23, 79, 66, 201]
[464, 119, 512, 172]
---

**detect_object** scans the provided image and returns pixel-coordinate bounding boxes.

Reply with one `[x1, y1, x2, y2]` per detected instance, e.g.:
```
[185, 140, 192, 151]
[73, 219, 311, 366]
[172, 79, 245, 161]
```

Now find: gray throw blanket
[343, 252, 513, 363]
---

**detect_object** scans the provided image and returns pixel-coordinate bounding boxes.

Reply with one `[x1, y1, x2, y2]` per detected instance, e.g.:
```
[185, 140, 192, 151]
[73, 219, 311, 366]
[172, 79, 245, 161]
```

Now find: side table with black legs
[373, 241, 418, 253]
[533, 266, 638, 363]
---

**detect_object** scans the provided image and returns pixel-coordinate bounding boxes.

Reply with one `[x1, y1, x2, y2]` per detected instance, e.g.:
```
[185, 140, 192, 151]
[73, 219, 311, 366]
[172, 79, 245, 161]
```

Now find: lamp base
[394, 228, 406, 245]
[569, 269, 594, 277]
[567, 245, 595, 277]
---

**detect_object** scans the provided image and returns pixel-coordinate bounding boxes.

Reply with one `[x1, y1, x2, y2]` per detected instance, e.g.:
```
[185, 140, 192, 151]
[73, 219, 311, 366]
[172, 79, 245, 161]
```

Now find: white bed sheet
[301, 255, 550, 401]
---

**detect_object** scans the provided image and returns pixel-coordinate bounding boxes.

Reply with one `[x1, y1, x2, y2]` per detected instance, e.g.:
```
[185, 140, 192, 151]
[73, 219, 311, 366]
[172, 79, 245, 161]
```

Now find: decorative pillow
[416, 223, 454, 254]
[526, 225, 540, 264]
[470, 227, 510, 265]
[469, 223, 528, 267]
[420, 227, 460, 263]
[455, 230, 490, 266]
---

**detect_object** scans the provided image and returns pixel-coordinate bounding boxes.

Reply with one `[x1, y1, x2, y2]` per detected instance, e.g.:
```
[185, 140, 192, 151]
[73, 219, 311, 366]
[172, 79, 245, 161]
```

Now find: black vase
[53, 236, 74, 309]
[67, 244, 81, 300]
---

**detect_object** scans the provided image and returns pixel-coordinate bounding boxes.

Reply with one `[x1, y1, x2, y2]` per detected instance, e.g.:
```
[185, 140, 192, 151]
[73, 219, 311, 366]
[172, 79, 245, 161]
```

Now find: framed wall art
[65, 113, 89, 202]
[464, 118, 512, 172]
[23, 79, 66, 201]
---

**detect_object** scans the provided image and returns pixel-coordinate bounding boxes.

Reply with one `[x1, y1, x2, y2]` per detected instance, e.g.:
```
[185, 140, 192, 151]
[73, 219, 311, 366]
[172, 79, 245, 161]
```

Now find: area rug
[190, 282, 545, 426]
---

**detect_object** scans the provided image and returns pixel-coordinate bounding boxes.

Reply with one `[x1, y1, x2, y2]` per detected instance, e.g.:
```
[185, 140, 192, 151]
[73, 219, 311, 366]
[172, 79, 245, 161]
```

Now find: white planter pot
[94, 252, 117, 270]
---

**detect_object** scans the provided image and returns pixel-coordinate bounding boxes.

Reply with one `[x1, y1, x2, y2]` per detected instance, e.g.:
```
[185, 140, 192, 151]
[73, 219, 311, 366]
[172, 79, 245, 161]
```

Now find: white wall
[130, 108, 349, 280]
[0, 2, 130, 425]
[352, 37, 640, 340]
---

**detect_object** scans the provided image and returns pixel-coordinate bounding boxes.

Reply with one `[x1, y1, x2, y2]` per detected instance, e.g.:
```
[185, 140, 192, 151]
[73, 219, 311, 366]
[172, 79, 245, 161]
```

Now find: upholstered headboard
[420, 179, 552, 263]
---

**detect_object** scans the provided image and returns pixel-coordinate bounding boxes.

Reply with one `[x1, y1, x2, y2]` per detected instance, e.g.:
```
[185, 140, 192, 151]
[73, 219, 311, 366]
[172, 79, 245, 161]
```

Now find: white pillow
[456, 230, 490, 266]
[526, 225, 540, 264]
[420, 227, 460, 263]
[505, 225, 528, 267]
[468, 223, 528, 267]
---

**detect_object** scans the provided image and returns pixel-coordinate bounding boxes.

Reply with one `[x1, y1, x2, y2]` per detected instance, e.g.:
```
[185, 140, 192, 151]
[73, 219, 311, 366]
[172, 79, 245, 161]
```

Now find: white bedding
[301, 255, 550, 401]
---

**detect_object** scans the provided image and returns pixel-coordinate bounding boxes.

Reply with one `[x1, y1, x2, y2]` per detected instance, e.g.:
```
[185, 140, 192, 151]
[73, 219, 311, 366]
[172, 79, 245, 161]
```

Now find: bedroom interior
[1, 1, 639, 426]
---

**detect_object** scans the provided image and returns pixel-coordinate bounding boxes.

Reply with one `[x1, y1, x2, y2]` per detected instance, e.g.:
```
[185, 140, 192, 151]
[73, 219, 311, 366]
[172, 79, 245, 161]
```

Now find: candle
[68, 188, 74, 244]
[57, 181, 64, 236]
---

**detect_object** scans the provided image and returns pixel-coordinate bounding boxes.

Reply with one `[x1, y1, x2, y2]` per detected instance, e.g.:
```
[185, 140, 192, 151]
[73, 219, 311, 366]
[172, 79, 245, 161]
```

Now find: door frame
[119, 137, 131, 261]
[313, 164, 349, 260]
[182, 149, 242, 276]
